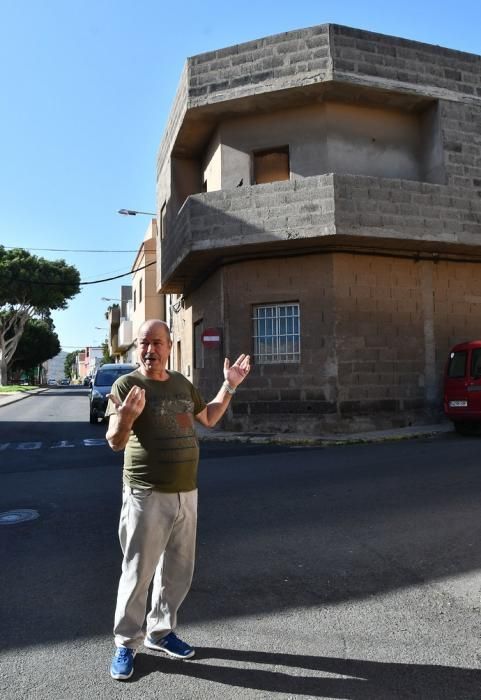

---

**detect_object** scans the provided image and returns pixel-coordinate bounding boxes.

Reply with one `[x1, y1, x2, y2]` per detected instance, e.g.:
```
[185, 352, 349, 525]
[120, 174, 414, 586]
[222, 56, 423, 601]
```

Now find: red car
[444, 340, 481, 434]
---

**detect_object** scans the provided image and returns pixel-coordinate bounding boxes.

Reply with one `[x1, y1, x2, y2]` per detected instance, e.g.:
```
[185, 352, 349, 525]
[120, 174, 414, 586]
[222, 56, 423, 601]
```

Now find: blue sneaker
[110, 646, 136, 680]
[144, 632, 195, 659]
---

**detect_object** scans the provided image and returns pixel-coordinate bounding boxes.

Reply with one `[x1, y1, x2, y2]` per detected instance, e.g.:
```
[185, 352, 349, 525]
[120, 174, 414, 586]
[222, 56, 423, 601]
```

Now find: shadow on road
[130, 647, 481, 699]
[2, 432, 481, 656]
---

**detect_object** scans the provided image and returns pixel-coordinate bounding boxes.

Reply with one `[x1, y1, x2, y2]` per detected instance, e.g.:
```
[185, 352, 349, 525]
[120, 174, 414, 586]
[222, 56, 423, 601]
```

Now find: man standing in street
[105, 319, 251, 680]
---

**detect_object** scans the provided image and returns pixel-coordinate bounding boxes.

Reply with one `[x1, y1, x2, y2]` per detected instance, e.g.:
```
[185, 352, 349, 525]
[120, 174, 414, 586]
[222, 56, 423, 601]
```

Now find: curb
[198, 424, 453, 447]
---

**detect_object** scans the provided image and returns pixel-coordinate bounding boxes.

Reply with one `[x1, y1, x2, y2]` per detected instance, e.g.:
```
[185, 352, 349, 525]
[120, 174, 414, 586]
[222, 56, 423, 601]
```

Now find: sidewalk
[195, 421, 453, 446]
[0, 387, 453, 445]
[0, 387, 48, 408]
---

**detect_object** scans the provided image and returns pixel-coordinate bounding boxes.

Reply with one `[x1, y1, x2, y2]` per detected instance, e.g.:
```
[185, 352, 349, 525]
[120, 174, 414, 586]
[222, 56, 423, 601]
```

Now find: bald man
[106, 320, 251, 680]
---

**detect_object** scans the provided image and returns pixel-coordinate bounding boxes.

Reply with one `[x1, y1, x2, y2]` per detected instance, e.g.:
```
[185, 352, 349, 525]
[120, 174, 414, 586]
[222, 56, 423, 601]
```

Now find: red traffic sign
[201, 327, 221, 348]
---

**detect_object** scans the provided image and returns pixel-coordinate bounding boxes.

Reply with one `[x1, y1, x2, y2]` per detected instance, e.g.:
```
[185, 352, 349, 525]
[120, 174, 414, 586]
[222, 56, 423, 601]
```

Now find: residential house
[107, 285, 134, 363]
[155, 24, 481, 433]
[74, 347, 103, 380]
[130, 219, 165, 364]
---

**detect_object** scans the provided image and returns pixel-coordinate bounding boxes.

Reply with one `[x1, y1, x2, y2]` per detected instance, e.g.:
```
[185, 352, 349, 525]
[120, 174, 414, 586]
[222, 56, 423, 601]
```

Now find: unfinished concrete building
[155, 23, 481, 433]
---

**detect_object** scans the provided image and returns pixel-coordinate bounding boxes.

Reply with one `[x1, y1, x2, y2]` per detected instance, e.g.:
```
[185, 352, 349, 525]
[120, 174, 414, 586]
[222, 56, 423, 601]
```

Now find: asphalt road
[1, 388, 481, 699]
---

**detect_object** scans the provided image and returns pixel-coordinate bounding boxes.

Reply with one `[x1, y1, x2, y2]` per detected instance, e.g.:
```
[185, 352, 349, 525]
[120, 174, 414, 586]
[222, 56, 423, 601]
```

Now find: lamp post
[118, 204, 165, 352]
[118, 209, 156, 216]
[101, 297, 120, 302]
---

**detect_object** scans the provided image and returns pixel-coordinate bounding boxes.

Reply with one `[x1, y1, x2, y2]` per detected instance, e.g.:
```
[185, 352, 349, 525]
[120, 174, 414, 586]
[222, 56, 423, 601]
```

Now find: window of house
[133, 290, 137, 312]
[160, 202, 167, 240]
[253, 146, 290, 185]
[139, 278, 143, 304]
[252, 303, 300, 363]
[194, 320, 204, 369]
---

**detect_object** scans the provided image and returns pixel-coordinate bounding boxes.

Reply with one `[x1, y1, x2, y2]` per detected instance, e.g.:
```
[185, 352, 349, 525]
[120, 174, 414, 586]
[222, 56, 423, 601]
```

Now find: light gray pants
[113, 486, 197, 649]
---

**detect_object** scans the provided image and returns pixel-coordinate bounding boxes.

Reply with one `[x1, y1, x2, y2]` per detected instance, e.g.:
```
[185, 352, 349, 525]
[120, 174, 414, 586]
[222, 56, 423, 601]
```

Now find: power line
[2, 246, 138, 253]
[78, 260, 156, 285]
[4, 260, 157, 286]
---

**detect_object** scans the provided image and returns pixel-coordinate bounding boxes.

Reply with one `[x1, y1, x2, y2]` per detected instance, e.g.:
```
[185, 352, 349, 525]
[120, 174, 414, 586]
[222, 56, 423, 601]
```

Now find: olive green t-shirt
[106, 369, 206, 492]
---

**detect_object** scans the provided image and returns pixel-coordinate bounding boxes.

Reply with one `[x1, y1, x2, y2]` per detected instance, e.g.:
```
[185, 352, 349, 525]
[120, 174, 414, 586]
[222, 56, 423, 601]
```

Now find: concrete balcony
[160, 174, 481, 293]
[118, 319, 133, 350]
[161, 175, 336, 293]
[107, 305, 120, 327]
[107, 305, 121, 355]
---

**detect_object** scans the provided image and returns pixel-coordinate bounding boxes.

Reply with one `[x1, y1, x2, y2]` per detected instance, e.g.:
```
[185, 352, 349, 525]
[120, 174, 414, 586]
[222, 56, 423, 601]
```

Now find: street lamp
[118, 209, 156, 216]
[95, 326, 107, 330]
[101, 297, 120, 302]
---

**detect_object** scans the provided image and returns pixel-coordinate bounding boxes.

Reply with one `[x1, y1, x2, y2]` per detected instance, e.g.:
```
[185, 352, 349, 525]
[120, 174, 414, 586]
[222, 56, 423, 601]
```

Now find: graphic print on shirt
[149, 396, 195, 433]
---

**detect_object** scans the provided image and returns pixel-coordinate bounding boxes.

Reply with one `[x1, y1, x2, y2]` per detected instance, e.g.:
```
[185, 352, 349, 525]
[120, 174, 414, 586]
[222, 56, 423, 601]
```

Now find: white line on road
[0, 439, 107, 451]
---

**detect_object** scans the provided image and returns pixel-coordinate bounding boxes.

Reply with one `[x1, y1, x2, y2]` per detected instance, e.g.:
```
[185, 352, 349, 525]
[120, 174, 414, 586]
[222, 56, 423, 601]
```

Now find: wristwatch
[223, 380, 236, 395]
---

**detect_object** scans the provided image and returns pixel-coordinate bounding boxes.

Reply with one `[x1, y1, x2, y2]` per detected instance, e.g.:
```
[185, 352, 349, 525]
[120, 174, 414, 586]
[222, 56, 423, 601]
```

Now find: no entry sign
[201, 327, 221, 348]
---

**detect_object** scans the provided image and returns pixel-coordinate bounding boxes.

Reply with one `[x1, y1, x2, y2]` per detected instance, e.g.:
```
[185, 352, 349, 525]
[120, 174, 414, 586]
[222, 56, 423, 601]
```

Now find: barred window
[253, 303, 300, 363]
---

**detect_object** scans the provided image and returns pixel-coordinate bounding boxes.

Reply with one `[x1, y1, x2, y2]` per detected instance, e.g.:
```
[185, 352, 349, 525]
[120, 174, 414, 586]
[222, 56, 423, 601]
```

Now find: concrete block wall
[333, 255, 481, 430]
[187, 25, 331, 105]
[158, 23, 481, 293]
[330, 25, 481, 99]
[433, 262, 481, 356]
[171, 254, 481, 435]
[439, 101, 481, 190]
[334, 255, 427, 426]
[157, 62, 189, 175]
[221, 255, 338, 432]
[161, 175, 337, 290]
[333, 174, 481, 244]
[157, 23, 481, 181]
[157, 25, 330, 164]
[185, 253, 481, 434]
[162, 170, 481, 292]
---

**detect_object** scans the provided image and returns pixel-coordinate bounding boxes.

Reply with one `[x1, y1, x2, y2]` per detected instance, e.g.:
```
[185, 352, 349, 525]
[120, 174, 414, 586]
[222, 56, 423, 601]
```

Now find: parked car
[83, 376, 91, 387]
[59, 378, 70, 386]
[47, 379, 57, 386]
[444, 339, 481, 434]
[89, 363, 137, 424]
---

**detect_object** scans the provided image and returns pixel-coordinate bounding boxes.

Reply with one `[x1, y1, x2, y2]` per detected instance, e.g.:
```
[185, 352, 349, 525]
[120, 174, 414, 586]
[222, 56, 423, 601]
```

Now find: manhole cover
[0, 509, 39, 525]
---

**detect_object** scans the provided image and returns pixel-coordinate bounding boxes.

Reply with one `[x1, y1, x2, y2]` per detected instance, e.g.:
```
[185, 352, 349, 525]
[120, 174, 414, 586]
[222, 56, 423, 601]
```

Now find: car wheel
[89, 412, 98, 425]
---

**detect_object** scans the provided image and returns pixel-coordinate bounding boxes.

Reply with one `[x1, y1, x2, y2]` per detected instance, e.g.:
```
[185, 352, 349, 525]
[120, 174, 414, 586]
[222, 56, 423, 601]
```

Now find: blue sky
[1, 0, 480, 351]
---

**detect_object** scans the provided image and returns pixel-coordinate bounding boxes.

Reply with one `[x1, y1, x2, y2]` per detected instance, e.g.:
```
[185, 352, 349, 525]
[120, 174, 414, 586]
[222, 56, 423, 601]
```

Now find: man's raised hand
[223, 354, 251, 389]
[107, 386, 146, 421]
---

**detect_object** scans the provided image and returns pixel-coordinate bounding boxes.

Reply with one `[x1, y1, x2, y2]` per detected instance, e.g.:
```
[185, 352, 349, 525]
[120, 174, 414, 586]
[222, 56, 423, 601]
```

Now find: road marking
[17, 442, 42, 450]
[0, 439, 109, 452]
[83, 439, 107, 447]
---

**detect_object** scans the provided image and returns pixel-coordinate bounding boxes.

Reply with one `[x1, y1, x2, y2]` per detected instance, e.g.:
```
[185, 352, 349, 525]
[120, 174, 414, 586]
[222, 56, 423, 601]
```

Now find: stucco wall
[201, 101, 434, 191]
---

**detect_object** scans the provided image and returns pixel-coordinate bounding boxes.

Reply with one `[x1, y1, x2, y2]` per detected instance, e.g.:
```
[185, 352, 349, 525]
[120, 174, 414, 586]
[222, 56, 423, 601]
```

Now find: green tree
[0, 246, 80, 385]
[64, 350, 81, 380]
[10, 319, 61, 379]
[101, 339, 114, 364]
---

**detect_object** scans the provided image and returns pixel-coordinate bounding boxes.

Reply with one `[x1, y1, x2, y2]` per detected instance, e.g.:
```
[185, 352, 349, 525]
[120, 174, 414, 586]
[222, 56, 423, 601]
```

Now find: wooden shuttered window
[253, 147, 290, 184]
